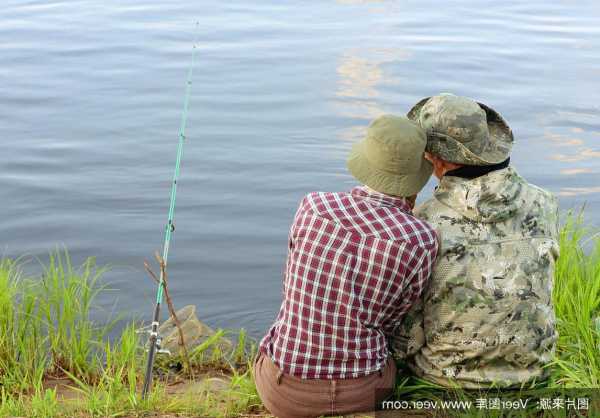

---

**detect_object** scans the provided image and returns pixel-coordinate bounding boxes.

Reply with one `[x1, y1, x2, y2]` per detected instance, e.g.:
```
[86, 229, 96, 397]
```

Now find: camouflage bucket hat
[347, 115, 433, 197]
[407, 94, 514, 166]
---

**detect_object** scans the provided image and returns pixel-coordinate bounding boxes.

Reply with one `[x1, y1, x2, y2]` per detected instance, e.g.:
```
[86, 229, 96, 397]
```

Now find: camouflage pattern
[392, 167, 559, 388]
[407, 94, 514, 166]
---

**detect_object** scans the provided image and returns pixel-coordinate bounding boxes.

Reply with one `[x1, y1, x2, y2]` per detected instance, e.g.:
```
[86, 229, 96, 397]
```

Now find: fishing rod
[141, 28, 199, 400]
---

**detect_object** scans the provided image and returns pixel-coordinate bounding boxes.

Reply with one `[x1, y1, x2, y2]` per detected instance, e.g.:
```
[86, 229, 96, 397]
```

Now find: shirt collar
[351, 185, 413, 212]
[444, 158, 511, 180]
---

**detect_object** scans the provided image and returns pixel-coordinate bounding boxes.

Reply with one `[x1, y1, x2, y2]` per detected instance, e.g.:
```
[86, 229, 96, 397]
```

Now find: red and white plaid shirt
[260, 186, 438, 379]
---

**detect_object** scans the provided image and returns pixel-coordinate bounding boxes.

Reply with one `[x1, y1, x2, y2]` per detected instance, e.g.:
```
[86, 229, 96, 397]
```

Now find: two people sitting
[255, 94, 560, 418]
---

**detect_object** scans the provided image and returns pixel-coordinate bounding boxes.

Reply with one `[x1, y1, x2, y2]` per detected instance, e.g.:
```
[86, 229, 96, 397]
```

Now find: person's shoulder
[511, 171, 559, 219]
[396, 210, 439, 252]
[414, 196, 447, 221]
[513, 174, 560, 237]
[297, 190, 350, 215]
[520, 179, 559, 209]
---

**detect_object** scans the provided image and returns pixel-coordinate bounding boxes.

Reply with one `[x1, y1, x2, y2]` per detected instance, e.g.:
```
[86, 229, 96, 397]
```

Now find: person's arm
[389, 229, 441, 360]
[388, 203, 439, 359]
[383, 235, 438, 351]
[282, 196, 310, 293]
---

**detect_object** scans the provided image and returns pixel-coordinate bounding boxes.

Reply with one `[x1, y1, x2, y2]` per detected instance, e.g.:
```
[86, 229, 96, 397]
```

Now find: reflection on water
[543, 125, 600, 167]
[334, 47, 411, 141]
[543, 123, 600, 195]
[558, 187, 600, 197]
[552, 149, 600, 163]
[337, 55, 384, 100]
[560, 168, 595, 176]
[544, 131, 584, 147]
[336, 54, 387, 120]
[336, 48, 411, 101]
[337, 125, 369, 143]
[336, 0, 386, 6]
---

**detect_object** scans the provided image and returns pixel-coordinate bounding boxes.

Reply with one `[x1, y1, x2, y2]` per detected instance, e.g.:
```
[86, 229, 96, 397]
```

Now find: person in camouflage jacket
[392, 94, 560, 388]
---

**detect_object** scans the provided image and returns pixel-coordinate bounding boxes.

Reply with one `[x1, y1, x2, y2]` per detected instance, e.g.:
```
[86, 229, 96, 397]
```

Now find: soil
[40, 374, 430, 418]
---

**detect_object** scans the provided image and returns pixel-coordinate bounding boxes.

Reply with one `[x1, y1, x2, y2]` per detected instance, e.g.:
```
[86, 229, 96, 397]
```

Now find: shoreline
[1, 214, 599, 417]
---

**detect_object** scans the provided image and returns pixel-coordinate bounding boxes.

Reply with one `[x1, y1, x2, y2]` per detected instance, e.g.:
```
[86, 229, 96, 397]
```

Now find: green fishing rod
[141, 31, 199, 400]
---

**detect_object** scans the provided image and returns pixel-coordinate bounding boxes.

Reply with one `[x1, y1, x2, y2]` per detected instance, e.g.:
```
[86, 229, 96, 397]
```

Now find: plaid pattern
[260, 186, 438, 379]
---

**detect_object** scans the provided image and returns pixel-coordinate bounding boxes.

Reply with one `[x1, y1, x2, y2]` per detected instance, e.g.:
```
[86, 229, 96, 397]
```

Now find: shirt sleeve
[383, 241, 438, 337]
[283, 196, 311, 292]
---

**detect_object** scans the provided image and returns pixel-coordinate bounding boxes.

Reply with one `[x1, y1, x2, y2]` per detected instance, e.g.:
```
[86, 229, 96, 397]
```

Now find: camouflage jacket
[392, 167, 559, 388]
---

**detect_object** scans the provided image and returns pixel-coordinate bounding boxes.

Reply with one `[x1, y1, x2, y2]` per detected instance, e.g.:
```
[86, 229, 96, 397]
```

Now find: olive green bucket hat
[407, 94, 514, 166]
[347, 115, 433, 197]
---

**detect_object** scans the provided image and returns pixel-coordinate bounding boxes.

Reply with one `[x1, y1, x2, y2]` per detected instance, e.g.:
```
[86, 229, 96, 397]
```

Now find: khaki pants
[254, 352, 396, 418]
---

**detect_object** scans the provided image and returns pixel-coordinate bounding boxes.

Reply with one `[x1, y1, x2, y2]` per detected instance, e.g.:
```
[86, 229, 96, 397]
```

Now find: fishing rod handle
[141, 303, 162, 399]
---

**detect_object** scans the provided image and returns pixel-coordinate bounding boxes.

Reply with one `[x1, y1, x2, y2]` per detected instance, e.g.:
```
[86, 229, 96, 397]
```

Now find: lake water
[2, 0, 599, 338]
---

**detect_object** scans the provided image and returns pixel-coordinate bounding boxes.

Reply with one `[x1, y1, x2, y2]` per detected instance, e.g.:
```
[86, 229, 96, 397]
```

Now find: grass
[551, 215, 600, 388]
[0, 251, 261, 418]
[0, 213, 599, 417]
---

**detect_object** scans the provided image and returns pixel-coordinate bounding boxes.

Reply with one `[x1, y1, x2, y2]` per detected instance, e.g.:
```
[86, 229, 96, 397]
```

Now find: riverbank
[1, 214, 599, 417]
[0, 251, 266, 417]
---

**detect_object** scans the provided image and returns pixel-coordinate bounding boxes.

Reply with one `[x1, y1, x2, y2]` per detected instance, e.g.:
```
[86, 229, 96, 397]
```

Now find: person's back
[256, 115, 438, 417]
[263, 186, 438, 379]
[412, 167, 558, 387]
[394, 94, 559, 388]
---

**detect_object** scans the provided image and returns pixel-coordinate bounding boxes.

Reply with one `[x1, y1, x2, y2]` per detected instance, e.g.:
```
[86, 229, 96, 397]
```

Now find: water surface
[1, 0, 599, 337]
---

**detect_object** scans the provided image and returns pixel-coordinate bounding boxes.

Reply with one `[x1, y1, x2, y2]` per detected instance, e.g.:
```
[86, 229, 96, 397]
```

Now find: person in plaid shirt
[254, 115, 439, 418]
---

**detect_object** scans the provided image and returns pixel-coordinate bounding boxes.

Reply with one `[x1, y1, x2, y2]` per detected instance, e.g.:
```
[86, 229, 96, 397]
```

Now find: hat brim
[347, 142, 433, 197]
[407, 97, 514, 166]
